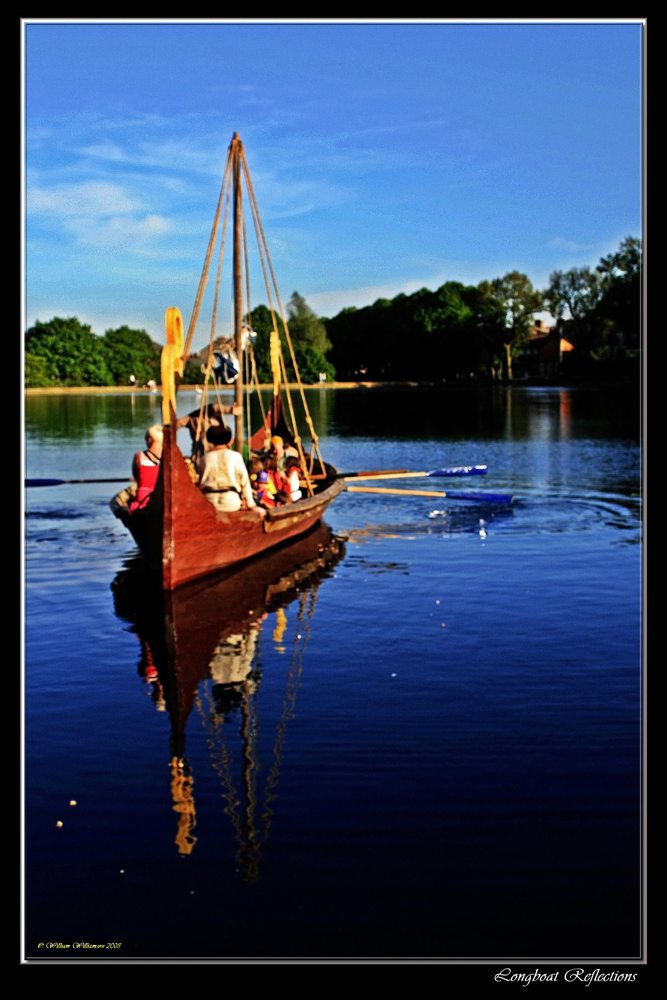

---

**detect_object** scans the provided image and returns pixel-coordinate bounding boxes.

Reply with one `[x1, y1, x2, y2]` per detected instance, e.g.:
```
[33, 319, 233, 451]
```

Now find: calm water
[24, 386, 642, 961]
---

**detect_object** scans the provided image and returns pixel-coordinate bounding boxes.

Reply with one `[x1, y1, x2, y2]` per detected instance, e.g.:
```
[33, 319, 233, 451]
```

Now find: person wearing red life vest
[129, 425, 163, 511]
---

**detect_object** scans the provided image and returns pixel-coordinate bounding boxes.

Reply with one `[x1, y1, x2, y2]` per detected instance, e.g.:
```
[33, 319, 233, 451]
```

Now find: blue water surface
[24, 386, 642, 960]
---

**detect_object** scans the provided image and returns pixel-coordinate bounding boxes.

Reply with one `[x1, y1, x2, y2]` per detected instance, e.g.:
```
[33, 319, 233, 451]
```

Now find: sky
[24, 19, 643, 352]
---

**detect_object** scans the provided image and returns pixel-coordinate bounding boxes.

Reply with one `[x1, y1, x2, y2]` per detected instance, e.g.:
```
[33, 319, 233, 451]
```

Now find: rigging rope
[183, 156, 231, 364]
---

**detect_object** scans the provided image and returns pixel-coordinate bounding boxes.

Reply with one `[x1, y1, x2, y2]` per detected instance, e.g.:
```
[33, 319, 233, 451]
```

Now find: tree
[291, 345, 336, 383]
[491, 272, 543, 379]
[102, 325, 161, 385]
[543, 267, 605, 353]
[462, 281, 508, 379]
[24, 353, 51, 388]
[247, 304, 284, 383]
[595, 236, 641, 354]
[285, 292, 331, 355]
[25, 316, 114, 386]
[249, 297, 335, 383]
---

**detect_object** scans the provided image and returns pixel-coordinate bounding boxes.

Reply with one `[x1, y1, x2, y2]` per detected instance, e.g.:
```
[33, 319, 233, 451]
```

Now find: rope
[182, 153, 231, 364]
[259, 586, 319, 846]
[196, 170, 232, 445]
[241, 150, 323, 490]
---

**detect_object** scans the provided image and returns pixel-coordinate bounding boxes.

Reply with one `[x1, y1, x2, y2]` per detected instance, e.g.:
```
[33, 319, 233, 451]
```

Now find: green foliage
[288, 346, 336, 383]
[325, 280, 510, 381]
[180, 361, 206, 384]
[491, 272, 543, 356]
[102, 326, 161, 385]
[24, 353, 52, 388]
[595, 236, 641, 354]
[248, 297, 336, 383]
[545, 238, 641, 358]
[286, 291, 331, 355]
[25, 317, 114, 386]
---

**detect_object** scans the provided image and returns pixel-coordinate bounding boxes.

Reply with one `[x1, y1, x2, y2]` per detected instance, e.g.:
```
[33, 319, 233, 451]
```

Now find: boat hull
[113, 423, 344, 589]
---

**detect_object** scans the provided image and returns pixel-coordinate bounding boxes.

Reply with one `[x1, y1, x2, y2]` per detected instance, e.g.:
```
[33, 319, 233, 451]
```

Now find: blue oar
[346, 485, 514, 504]
[25, 477, 132, 487]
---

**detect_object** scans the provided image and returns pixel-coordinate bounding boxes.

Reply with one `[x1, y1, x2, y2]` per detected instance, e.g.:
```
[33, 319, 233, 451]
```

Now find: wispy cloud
[71, 213, 171, 251]
[28, 181, 140, 217]
[549, 237, 588, 250]
[27, 181, 172, 252]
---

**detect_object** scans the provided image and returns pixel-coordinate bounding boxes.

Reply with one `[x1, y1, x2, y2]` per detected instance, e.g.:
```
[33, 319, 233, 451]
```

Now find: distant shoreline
[23, 381, 387, 396]
[25, 377, 639, 396]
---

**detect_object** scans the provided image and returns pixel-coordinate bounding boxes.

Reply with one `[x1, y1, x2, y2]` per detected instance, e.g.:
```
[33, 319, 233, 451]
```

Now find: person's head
[207, 424, 233, 447]
[248, 457, 264, 475]
[271, 435, 284, 458]
[146, 425, 164, 453]
[285, 455, 301, 473]
[257, 471, 269, 484]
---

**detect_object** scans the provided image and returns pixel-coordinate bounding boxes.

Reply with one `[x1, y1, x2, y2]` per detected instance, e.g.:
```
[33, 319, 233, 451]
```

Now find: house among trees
[519, 319, 575, 378]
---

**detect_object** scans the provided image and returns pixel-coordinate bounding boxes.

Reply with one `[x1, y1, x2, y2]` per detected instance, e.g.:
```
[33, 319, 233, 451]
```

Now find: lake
[24, 385, 642, 961]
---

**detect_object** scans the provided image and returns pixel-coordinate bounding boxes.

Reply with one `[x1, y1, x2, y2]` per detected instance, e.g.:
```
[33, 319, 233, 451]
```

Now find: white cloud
[27, 180, 173, 252]
[28, 181, 140, 218]
[70, 213, 171, 250]
[76, 141, 129, 162]
[549, 237, 587, 250]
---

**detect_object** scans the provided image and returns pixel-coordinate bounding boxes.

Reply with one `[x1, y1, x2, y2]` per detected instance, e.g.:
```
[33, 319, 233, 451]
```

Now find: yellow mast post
[161, 307, 184, 425]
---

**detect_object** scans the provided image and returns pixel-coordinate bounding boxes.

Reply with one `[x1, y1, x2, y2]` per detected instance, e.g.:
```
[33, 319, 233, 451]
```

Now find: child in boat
[129, 425, 163, 511]
[255, 470, 277, 508]
[198, 424, 262, 514]
[264, 456, 291, 504]
[284, 455, 303, 502]
[247, 456, 264, 486]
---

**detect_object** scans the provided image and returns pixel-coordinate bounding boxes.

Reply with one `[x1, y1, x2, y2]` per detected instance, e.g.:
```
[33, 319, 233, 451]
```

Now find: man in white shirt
[198, 424, 265, 515]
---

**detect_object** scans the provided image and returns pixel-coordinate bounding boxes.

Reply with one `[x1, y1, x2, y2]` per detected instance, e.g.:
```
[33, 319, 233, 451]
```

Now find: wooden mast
[232, 133, 244, 454]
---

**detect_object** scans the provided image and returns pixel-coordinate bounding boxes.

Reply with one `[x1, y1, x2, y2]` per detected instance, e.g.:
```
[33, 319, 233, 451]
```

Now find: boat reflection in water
[112, 520, 345, 880]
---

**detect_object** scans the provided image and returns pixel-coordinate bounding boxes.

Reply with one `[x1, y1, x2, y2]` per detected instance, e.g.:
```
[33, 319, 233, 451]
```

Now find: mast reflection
[112, 521, 344, 879]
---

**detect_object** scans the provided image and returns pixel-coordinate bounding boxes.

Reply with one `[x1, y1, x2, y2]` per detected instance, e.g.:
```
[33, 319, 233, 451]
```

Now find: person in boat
[270, 434, 298, 473]
[176, 401, 242, 455]
[198, 424, 264, 515]
[255, 470, 277, 508]
[284, 454, 303, 502]
[264, 455, 291, 504]
[129, 425, 163, 511]
[247, 457, 264, 495]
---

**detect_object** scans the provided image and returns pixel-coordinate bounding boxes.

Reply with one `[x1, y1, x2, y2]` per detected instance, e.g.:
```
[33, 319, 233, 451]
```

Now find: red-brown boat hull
[135, 423, 345, 589]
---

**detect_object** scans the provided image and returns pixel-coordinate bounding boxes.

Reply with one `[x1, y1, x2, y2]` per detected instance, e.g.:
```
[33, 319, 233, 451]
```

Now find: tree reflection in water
[111, 522, 344, 881]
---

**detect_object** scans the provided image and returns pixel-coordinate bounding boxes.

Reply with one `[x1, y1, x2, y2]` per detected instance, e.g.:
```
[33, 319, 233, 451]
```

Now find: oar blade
[24, 477, 132, 488]
[24, 478, 66, 488]
[428, 465, 487, 477]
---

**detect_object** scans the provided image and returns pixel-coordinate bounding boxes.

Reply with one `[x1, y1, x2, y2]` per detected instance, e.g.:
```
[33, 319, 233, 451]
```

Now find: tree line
[323, 236, 641, 382]
[25, 237, 640, 387]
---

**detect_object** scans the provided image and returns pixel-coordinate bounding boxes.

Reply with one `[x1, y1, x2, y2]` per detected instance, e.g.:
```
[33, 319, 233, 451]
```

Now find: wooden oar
[25, 478, 133, 487]
[346, 485, 514, 504]
[335, 469, 410, 479]
[339, 465, 487, 482]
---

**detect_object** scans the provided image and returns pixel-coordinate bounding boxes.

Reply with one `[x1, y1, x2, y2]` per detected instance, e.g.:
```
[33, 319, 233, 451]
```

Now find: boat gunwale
[263, 474, 345, 521]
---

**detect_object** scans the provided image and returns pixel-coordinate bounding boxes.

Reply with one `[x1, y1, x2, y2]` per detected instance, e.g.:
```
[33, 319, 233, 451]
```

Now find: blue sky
[25, 20, 643, 351]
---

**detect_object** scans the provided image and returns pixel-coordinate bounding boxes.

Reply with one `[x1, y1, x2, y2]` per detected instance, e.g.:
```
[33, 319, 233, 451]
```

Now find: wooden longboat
[113, 427, 344, 589]
[111, 132, 345, 589]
